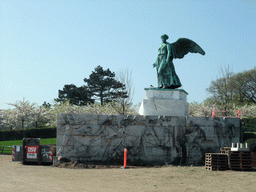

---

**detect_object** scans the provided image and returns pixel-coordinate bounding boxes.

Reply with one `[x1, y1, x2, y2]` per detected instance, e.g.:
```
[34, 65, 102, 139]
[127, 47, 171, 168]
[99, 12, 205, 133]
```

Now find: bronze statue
[153, 34, 205, 89]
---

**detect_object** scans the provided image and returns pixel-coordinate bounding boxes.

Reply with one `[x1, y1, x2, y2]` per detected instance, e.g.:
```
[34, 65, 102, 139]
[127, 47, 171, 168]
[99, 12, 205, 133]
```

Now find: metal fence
[0, 145, 12, 154]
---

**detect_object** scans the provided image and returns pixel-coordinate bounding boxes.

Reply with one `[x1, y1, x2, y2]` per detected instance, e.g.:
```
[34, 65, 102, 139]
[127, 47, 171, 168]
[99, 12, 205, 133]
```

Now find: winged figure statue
[153, 34, 205, 89]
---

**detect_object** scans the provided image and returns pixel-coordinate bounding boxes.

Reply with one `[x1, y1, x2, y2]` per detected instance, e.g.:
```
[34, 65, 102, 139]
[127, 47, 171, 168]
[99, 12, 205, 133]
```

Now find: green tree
[83, 65, 128, 105]
[110, 69, 134, 115]
[206, 67, 236, 111]
[234, 68, 256, 104]
[205, 67, 256, 112]
[42, 101, 51, 108]
[54, 84, 94, 105]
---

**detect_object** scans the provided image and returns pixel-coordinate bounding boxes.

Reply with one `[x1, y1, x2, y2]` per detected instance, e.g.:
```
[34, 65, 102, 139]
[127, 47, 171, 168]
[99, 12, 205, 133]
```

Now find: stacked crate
[205, 153, 228, 171]
[220, 147, 231, 154]
[229, 151, 252, 171]
[251, 152, 256, 168]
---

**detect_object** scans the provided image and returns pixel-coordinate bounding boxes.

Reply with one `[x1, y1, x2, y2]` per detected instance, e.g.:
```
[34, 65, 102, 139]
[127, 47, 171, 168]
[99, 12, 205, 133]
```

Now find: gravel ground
[1, 155, 256, 192]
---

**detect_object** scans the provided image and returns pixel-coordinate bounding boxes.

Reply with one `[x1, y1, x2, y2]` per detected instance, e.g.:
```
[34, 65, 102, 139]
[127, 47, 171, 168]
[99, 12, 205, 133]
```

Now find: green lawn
[0, 138, 57, 155]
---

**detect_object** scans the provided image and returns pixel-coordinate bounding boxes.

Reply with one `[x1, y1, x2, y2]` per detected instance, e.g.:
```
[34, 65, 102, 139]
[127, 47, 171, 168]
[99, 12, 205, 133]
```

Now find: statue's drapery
[155, 43, 182, 89]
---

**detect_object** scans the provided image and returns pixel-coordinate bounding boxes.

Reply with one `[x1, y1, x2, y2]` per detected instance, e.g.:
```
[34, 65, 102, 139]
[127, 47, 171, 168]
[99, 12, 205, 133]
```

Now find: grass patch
[0, 138, 57, 155]
[40, 138, 57, 145]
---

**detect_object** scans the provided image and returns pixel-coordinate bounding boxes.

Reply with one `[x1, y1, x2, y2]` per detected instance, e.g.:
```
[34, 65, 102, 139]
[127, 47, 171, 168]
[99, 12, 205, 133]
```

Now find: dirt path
[1, 155, 256, 192]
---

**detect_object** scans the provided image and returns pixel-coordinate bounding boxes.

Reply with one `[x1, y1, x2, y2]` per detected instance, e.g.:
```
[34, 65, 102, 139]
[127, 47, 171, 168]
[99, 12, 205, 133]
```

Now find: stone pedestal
[138, 88, 189, 116]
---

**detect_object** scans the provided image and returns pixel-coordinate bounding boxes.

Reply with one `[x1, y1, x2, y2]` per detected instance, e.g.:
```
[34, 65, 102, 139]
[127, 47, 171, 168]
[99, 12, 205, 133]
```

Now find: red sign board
[26, 146, 38, 153]
[25, 146, 39, 159]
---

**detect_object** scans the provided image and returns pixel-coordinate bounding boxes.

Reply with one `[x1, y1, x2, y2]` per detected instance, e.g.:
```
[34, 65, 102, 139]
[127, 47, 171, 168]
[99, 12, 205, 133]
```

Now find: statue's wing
[170, 38, 205, 59]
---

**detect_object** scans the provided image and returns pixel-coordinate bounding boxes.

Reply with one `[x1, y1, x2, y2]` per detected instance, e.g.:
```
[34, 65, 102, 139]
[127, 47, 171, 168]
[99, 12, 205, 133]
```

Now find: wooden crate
[220, 147, 231, 154]
[228, 151, 252, 171]
[251, 152, 256, 168]
[205, 153, 228, 171]
[205, 165, 227, 171]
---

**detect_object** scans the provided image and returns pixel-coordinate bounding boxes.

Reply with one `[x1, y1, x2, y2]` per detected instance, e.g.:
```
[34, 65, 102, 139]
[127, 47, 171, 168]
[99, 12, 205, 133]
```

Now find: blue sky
[1, 0, 255, 109]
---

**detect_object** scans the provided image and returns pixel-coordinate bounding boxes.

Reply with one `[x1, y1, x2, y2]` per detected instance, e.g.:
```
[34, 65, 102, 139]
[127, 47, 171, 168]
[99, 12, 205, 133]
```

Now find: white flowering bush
[189, 102, 220, 117]
[45, 100, 139, 127]
[2, 98, 37, 129]
[189, 101, 256, 118]
[1, 109, 18, 129]
[1, 99, 139, 129]
[30, 106, 52, 128]
[2, 98, 255, 130]
[232, 104, 256, 118]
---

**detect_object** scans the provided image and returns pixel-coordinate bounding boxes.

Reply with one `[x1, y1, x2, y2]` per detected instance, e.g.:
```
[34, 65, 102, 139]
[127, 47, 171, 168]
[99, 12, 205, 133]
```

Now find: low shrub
[244, 138, 256, 152]
[242, 118, 256, 132]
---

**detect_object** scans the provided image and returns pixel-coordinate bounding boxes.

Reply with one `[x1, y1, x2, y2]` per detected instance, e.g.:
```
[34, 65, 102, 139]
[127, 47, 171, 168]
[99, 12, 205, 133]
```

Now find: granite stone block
[57, 114, 242, 165]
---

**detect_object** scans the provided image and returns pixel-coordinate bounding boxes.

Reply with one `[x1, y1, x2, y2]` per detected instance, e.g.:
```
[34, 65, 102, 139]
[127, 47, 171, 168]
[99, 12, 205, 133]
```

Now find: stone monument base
[138, 88, 189, 116]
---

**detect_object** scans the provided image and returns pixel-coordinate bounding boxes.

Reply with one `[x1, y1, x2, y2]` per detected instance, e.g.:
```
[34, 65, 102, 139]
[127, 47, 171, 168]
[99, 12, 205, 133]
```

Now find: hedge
[0, 127, 56, 141]
[242, 118, 256, 132]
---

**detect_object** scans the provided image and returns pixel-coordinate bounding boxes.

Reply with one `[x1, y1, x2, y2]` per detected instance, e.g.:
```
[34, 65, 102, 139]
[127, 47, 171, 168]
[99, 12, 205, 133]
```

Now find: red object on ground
[124, 149, 127, 168]
[238, 110, 241, 119]
[212, 110, 215, 117]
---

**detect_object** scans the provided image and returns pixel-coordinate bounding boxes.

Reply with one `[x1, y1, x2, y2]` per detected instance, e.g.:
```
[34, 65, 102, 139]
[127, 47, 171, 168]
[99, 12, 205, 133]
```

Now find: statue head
[161, 34, 169, 41]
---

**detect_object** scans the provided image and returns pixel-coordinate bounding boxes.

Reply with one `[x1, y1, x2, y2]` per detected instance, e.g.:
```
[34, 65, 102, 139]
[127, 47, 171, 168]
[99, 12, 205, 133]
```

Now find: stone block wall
[57, 114, 241, 165]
